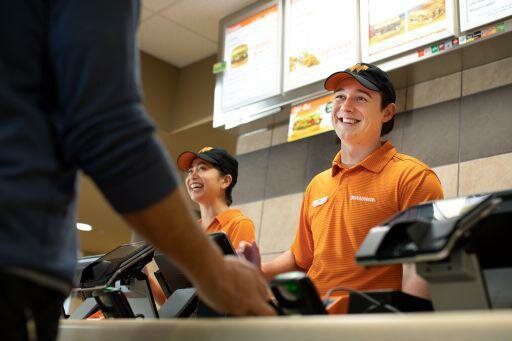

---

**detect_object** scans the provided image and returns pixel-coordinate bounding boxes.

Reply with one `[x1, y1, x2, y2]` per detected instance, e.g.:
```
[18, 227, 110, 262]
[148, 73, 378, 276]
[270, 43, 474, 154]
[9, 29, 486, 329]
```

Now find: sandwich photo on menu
[292, 113, 322, 134]
[288, 95, 334, 142]
[230, 44, 249, 68]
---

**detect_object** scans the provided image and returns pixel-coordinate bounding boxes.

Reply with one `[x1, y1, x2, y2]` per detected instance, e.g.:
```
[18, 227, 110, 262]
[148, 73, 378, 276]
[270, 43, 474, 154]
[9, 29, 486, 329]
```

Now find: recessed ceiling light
[77, 223, 93, 232]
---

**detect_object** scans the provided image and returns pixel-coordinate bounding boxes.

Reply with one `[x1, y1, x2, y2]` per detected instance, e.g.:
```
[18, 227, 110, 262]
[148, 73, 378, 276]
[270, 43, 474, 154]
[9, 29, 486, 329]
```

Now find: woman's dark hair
[213, 166, 235, 206]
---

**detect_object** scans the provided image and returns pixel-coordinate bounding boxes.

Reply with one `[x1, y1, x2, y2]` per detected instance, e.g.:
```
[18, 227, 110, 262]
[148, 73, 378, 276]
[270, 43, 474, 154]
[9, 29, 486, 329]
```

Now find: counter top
[59, 310, 512, 341]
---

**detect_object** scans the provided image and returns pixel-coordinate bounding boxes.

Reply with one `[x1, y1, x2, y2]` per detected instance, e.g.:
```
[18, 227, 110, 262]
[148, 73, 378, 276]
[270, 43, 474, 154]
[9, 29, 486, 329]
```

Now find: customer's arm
[50, 2, 273, 316]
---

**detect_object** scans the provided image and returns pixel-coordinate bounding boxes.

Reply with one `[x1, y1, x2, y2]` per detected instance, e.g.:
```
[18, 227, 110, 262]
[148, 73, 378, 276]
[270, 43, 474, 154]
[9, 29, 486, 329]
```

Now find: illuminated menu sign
[222, 4, 281, 112]
[283, 0, 358, 91]
[288, 94, 334, 142]
[459, 0, 512, 32]
[361, 0, 456, 62]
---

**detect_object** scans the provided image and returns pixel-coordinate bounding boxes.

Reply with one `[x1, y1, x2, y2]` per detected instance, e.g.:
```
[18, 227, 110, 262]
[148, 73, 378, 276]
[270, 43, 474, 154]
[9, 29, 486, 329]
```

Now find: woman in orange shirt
[149, 147, 256, 306]
[176, 146, 256, 249]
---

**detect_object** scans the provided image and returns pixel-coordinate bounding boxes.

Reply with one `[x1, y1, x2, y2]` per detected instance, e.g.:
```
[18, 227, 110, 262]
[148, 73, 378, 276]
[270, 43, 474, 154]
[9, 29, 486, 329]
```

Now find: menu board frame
[214, 0, 510, 131]
[214, 0, 282, 127]
[459, 0, 512, 32]
[360, 0, 458, 63]
[214, 0, 338, 128]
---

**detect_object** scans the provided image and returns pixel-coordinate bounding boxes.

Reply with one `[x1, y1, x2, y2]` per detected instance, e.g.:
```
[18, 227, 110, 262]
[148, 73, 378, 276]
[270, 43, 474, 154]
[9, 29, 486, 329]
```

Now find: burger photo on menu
[230, 44, 249, 68]
[288, 95, 334, 142]
[291, 112, 322, 137]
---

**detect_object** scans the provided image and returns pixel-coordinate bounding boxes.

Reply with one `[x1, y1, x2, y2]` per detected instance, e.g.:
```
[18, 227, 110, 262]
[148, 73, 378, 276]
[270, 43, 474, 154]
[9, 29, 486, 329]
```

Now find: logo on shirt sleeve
[312, 196, 328, 207]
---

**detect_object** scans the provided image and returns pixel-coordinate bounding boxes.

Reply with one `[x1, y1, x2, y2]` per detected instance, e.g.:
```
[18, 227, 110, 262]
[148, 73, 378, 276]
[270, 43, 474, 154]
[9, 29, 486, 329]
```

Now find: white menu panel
[283, 0, 359, 91]
[460, 0, 512, 32]
[221, 4, 281, 112]
[361, 0, 456, 63]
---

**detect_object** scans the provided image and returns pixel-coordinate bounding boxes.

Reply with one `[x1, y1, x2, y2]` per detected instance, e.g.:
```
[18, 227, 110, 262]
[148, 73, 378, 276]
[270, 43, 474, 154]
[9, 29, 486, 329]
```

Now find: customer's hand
[194, 255, 275, 316]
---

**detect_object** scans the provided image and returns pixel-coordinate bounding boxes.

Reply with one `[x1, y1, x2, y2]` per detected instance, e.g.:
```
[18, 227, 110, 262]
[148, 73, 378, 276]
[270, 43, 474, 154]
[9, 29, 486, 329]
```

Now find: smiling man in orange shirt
[240, 63, 443, 304]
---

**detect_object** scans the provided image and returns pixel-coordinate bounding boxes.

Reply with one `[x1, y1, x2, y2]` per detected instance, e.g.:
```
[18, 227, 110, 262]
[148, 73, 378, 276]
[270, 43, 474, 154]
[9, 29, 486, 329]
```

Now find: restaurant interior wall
[231, 32, 512, 261]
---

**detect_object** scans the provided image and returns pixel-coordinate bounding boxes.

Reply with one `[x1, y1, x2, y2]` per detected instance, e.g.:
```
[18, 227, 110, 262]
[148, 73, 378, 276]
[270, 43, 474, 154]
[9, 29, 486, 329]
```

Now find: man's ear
[382, 102, 396, 123]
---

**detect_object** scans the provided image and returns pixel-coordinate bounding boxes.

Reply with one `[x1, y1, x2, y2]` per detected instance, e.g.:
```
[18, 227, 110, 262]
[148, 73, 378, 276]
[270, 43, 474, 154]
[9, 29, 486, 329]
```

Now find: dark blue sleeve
[49, 0, 178, 213]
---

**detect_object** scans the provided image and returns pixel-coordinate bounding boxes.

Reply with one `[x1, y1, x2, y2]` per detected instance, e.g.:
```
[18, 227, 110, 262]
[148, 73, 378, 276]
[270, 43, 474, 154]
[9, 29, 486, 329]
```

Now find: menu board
[283, 0, 358, 91]
[288, 94, 334, 142]
[361, 0, 456, 63]
[221, 3, 281, 112]
[459, 0, 512, 32]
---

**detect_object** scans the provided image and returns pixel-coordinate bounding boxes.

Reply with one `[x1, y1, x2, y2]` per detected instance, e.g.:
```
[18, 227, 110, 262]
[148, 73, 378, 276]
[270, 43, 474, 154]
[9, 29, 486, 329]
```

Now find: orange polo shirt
[206, 209, 256, 249]
[291, 141, 443, 298]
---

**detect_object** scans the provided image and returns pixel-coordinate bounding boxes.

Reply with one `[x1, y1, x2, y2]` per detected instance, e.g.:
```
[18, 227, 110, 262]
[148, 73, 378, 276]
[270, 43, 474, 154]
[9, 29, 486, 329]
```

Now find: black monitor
[74, 255, 101, 288]
[80, 241, 154, 288]
[356, 193, 498, 265]
[153, 253, 192, 296]
[153, 232, 236, 297]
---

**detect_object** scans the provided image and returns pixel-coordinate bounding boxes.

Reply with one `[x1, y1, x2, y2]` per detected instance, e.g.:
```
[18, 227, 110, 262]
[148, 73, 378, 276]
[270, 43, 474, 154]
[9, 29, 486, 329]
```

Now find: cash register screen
[387, 194, 490, 225]
[99, 241, 148, 265]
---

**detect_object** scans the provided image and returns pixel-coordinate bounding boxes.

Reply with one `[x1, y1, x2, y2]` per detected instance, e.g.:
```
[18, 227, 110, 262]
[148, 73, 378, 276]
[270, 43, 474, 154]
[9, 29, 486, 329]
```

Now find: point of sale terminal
[66, 190, 512, 318]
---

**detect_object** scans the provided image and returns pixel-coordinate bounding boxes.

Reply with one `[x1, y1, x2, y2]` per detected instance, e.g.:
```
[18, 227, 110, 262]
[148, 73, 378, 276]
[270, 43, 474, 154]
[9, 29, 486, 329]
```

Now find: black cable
[325, 287, 402, 314]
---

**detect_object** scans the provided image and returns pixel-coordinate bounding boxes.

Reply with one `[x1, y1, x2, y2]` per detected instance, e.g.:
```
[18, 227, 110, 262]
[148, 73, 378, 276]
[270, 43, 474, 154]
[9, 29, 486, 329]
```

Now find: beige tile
[271, 123, 289, 146]
[432, 163, 459, 199]
[236, 128, 272, 155]
[259, 192, 303, 253]
[272, 104, 292, 125]
[232, 201, 264, 241]
[459, 152, 512, 196]
[463, 56, 512, 96]
[236, 115, 274, 136]
[406, 73, 461, 111]
[261, 252, 285, 263]
[395, 88, 406, 113]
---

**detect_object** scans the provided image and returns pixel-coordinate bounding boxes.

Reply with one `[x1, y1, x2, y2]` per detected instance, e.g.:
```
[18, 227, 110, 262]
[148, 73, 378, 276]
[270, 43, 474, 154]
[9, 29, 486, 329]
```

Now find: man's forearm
[261, 250, 304, 280]
[123, 187, 226, 287]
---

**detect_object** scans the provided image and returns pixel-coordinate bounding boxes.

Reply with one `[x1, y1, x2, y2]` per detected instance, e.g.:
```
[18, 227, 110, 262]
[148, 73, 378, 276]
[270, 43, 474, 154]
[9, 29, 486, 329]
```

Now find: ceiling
[139, 0, 258, 68]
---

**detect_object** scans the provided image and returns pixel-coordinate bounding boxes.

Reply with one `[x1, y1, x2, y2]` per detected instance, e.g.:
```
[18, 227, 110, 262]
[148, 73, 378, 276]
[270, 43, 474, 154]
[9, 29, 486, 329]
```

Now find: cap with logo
[177, 147, 238, 183]
[324, 63, 396, 103]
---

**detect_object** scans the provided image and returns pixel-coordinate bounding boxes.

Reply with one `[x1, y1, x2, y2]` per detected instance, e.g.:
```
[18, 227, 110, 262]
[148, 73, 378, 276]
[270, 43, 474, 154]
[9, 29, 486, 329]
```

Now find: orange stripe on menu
[291, 94, 333, 116]
[228, 4, 277, 31]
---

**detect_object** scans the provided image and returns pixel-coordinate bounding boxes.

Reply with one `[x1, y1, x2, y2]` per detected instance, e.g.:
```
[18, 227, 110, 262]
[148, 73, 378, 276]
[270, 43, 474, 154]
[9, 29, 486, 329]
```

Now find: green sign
[213, 61, 226, 74]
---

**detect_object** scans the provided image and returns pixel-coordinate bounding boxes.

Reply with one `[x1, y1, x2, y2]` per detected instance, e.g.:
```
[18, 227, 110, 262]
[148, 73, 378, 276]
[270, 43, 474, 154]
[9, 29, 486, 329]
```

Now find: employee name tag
[312, 196, 328, 207]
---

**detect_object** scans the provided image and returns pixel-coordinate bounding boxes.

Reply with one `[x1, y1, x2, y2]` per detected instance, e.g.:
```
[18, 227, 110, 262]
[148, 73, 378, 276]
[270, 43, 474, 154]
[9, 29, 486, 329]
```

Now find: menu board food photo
[288, 94, 334, 142]
[361, 0, 456, 62]
[283, 0, 358, 91]
[221, 3, 281, 112]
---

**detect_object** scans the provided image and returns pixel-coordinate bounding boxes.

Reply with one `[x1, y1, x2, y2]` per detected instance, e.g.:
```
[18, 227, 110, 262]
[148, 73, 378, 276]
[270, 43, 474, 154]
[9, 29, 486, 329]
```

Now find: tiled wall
[232, 51, 512, 259]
